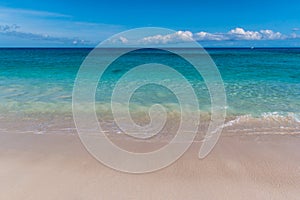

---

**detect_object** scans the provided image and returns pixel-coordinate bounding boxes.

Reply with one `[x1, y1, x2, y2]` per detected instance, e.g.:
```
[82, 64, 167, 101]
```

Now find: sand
[0, 132, 299, 200]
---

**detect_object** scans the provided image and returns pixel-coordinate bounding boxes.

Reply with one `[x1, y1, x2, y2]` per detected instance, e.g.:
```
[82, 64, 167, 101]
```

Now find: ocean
[0, 48, 299, 136]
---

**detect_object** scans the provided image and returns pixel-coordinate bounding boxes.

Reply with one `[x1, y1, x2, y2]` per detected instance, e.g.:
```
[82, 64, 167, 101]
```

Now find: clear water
[0, 48, 299, 134]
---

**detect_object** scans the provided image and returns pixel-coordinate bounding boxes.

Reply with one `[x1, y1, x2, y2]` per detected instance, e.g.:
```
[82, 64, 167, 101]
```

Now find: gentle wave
[221, 112, 300, 136]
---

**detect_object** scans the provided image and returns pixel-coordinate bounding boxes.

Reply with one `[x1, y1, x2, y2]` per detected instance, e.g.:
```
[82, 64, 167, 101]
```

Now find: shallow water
[0, 48, 299, 135]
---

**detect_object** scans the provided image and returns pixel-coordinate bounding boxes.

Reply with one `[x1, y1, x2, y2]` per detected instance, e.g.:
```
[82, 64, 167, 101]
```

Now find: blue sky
[1, 0, 300, 47]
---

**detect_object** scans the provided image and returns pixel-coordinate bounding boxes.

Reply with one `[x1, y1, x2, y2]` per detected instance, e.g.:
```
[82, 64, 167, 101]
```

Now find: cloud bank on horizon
[104, 28, 300, 47]
[138, 28, 296, 44]
[0, 6, 300, 47]
[2, 23, 300, 47]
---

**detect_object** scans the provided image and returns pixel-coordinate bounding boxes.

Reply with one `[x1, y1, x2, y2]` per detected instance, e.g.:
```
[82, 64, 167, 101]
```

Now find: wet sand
[0, 132, 299, 200]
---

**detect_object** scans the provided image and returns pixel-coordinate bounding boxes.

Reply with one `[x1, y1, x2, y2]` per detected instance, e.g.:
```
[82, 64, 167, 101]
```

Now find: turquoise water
[0, 48, 300, 133]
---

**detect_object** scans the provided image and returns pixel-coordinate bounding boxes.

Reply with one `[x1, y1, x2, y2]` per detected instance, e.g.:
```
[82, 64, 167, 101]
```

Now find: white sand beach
[1, 132, 299, 200]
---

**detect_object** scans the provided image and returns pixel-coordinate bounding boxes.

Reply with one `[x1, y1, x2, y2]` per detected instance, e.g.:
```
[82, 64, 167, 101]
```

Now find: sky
[0, 0, 300, 47]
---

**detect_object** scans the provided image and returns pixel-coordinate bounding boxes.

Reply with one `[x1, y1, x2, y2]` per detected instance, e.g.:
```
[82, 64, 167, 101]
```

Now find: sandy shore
[0, 132, 299, 200]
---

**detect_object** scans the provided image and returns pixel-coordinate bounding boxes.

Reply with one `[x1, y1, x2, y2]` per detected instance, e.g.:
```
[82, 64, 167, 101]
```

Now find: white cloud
[139, 31, 193, 44]
[228, 28, 262, 40]
[133, 28, 290, 45]
[226, 28, 284, 40]
[291, 32, 300, 39]
[107, 36, 129, 44]
[0, 23, 90, 45]
[194, 31, 226, 41]
[119, 36, 128, 43]
[0, 24, 20, 32]
[259, 29, 283, 40]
